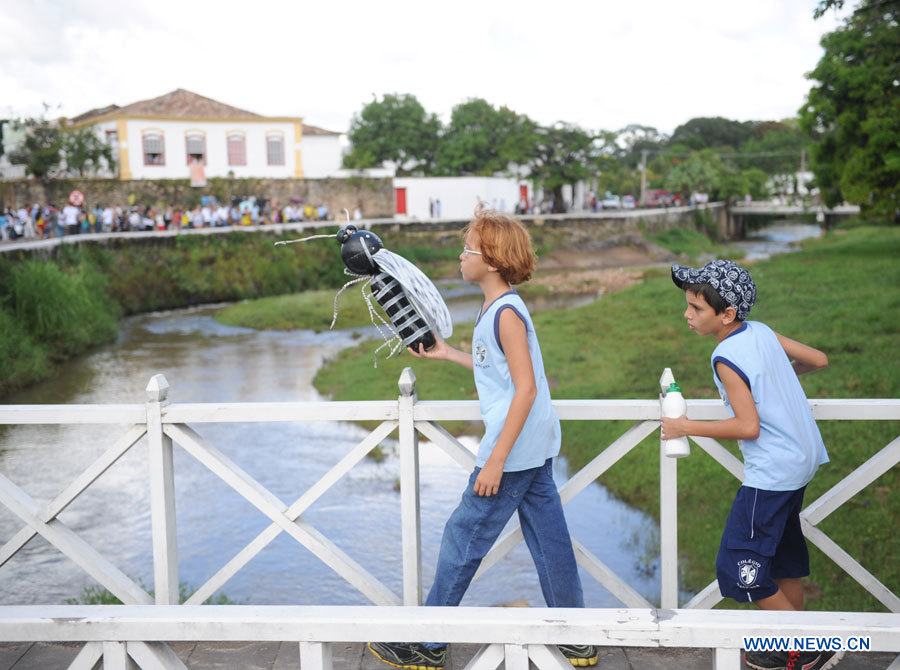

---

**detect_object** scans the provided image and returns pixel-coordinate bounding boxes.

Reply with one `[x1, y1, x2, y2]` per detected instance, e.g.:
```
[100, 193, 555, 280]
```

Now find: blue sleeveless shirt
[710, 321, 828, 491]
[471, 291, 561, 471]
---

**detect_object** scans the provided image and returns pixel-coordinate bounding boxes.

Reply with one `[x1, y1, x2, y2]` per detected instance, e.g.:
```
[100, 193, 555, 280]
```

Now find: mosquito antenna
[274, 232, 336, 246]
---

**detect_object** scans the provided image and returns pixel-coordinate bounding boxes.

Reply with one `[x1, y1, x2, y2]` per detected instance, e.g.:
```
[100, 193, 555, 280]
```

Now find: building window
[266, 132, 285, 166]
[142, 132, 165, 166]
[227, 132, 246, 166]
[185, 131, 206, 165]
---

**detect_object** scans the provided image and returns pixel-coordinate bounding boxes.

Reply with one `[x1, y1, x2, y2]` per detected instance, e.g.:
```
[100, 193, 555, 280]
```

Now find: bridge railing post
[398, 368, 422, 605]
[658, 368, 679, 609]
[146, 374, 179, 605]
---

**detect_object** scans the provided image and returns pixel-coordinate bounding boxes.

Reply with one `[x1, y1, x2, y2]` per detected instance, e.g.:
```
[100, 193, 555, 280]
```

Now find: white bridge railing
[0, 369, 897, 670]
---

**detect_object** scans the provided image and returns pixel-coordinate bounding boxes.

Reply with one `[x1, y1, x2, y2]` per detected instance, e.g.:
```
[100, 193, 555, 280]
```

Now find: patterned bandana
[671, 260, 757, 320]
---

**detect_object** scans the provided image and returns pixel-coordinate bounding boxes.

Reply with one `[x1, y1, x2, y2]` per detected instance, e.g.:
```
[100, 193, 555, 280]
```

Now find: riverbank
[313, 225, 899, 612]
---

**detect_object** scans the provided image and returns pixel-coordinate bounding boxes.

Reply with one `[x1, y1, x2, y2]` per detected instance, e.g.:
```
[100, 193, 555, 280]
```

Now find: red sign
[69, 190, 85, 206]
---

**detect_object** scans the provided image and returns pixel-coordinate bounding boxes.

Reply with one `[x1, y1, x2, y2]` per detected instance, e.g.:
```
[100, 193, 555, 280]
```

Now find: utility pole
[639, 149, 648, 207]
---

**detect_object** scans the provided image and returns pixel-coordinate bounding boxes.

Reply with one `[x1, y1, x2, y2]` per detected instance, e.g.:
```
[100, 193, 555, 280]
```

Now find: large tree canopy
[670, 117, 755, 151]
[800, 0, 899, 219]
[434, 98, 537, 176]
[343, 94, 441, 176]
[530, 123, 598, 212]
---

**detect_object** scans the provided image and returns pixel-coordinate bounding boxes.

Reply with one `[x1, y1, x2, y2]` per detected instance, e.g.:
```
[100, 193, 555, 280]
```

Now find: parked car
[645, 189, 673, 207]
[601, 193, 621, 209]
[621, 195, 636, 209]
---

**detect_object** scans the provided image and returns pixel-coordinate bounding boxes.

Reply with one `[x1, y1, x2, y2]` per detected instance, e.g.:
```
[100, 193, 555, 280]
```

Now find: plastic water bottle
[661, 382, 690, 458]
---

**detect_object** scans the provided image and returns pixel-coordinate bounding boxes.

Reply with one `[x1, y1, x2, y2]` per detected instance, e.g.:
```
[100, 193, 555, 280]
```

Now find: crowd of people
[0, 197, 360, 242]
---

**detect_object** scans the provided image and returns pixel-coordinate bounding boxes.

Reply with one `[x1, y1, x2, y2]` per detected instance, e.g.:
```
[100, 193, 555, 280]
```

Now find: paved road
[0, 642, 895, 669]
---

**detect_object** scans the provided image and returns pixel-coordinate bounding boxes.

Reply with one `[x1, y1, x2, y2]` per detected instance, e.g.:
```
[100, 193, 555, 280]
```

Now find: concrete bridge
[0, 369, 897, 669]
[724, 203, 861, 238]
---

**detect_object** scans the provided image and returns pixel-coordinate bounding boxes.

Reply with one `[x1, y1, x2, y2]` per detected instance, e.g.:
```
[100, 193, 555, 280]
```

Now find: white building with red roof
[68, 89, 343, 180]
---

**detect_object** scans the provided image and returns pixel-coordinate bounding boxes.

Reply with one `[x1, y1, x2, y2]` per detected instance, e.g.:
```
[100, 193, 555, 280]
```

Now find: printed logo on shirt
[473, 340, 489, 368]
[738, 558, 761, 586]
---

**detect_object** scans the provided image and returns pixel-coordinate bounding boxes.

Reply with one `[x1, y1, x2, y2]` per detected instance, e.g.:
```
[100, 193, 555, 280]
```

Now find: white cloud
[1, 0, 848, 134]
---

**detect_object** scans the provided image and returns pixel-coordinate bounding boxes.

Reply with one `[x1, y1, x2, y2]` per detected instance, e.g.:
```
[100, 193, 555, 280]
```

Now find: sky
[0, 0, 849, 136]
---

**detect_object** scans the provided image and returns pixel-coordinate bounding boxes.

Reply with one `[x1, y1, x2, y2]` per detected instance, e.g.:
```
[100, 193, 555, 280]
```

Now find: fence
[0, 369, 897, 669]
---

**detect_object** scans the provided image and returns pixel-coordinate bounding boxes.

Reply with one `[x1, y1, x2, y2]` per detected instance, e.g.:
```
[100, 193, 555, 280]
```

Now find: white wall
[392, 177, 526, 219]
[300, 135, 343, 178]
[120, 120, 299, 179]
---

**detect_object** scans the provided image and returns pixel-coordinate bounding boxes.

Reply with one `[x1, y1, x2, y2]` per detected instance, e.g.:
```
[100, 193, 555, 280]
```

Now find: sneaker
[746, 650, 822, 670]
[558, 644, 599, 667]
[367, 642, 446, 670]
[810, 651, 844, 669]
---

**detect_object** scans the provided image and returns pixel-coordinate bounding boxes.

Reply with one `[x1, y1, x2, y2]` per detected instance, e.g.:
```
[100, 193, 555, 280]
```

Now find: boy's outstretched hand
[474, 460, 503, 496]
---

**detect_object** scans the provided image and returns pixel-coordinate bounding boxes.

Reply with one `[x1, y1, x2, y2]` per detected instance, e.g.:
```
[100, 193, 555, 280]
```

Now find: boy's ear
[720, 306, 738, 325]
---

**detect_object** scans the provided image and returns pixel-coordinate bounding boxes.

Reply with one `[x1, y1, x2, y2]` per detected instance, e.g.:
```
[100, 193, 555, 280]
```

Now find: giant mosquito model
[276, 217, 452, 365]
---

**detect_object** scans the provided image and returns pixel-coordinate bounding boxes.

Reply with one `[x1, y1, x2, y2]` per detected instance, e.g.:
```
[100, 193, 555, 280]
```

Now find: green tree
[664, 149, 723, 198]
[529, 123, 597, 212]
[800, 0, 899, 219]
[434, 98, 537, 176]
[8, 116, 64, 181]
[62, 127, 116, 176]
[670, 117, 755, 151]
[343, 94, 441, 175]
[616, 124, 669, 169]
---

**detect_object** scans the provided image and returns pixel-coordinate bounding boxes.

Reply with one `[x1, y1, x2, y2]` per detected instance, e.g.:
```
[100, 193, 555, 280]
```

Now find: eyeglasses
[462, 246, 483, 256]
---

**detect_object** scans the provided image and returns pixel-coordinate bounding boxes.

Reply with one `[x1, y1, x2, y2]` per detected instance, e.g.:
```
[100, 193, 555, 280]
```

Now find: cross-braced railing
[0, 369, 897, 670]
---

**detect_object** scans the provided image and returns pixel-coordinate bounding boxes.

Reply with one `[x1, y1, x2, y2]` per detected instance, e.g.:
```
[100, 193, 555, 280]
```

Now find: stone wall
[1, 176, 394, 218]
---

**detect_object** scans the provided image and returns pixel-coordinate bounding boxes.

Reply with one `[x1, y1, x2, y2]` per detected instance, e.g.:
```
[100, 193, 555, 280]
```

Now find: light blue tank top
[710, 321, 828, 491]
[471, 291, 561, 471]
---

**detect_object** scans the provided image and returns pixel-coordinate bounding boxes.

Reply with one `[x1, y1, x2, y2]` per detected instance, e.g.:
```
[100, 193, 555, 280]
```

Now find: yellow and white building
[69, 89, 343, 180]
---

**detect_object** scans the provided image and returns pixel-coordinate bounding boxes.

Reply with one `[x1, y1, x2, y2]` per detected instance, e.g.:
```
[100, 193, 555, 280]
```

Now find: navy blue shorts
[716, 485, 809, 603]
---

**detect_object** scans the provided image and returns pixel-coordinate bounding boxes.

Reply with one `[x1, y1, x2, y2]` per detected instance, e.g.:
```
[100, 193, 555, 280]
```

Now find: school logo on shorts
[737, 558, 761, 586]
[474, 340, 488, 367]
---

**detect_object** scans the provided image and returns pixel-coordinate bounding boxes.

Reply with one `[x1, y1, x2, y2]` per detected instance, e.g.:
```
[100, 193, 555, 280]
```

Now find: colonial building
[68, 89, 343, 180]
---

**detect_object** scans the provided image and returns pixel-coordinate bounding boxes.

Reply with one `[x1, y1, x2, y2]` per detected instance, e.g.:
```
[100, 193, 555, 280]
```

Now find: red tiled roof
[70, 89, 341, 135]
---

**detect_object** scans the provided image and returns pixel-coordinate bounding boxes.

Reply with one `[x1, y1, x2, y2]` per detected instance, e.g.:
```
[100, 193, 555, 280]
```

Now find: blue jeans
[425, 458, 584, 609]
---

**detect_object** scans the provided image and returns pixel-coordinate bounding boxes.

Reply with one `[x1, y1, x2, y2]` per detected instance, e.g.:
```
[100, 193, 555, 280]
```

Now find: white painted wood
[0, 473, 152, 605]
[299, 641, 333, 670]
[473, 421, 657, 582]
[103, 641, 129, 670]
[527, 644, 571, 670]
[689, 436, 744, 482]
[162, 401, 398, 423]
[713, 647, 741, 670]
[126, 641, 187, 670]
[0, 424, 145, 568]
[1, 605, 899, 649]
[504, 644, 529, 670]
[398, 368, 422, 606]
[461, 644, 504, 670]
[146, 376, 178, 606]
[572, 539, 653, 608]
[185, 421, 397, 605]
[682, 580, 723, 610]
[803, 437, 899, 525]
[66, 642, 103, 670]
[1, 398, 893, 426]
[659, 441, 678, 609]
[801, 520, 900, 612]
[0, 405, 145, 424]
[414, 421, 477, 470]
[165, 423, 400, 605]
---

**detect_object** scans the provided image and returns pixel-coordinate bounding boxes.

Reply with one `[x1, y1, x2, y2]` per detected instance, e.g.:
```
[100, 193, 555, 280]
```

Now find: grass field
[313, 225, 900, 611]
